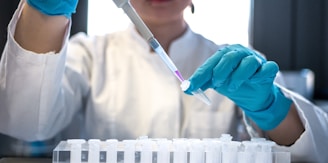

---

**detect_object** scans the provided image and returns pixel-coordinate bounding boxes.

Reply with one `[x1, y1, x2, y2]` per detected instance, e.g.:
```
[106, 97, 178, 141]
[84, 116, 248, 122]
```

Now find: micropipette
[112, 0, 211, 105]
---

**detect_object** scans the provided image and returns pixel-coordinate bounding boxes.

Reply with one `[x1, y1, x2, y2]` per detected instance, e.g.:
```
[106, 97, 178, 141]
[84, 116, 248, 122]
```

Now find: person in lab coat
[0, 0, 327, 162]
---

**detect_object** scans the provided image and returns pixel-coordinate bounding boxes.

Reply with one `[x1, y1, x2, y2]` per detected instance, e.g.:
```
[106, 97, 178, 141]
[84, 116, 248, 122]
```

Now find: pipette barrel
[149, 38, 183, 79]
[113, 0, 153, 40]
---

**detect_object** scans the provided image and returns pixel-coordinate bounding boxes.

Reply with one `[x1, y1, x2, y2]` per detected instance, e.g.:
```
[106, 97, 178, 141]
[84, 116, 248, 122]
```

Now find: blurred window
[88, 0, 251, 46]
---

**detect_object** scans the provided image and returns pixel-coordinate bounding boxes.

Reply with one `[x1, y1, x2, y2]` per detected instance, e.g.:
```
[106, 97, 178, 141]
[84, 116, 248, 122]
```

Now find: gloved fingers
[212, 49, 253, 88]
[187, 44, 264, 93]
[27, 0, 79, 18]
[226, 55, 262, 91]
[187, 46, 232, 92]
[200, 80, 213, 92]
[250, 61, 279, 83]
[185, 71, 212, 95]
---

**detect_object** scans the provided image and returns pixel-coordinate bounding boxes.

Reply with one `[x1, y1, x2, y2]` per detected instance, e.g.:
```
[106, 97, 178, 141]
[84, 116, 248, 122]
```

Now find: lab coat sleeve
[0, 1, 88, 141]
[277, 86, 328, 163]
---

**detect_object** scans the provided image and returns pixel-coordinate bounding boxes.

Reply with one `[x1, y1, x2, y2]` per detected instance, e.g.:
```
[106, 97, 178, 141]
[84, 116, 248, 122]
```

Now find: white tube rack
[52, 134, 290, 163]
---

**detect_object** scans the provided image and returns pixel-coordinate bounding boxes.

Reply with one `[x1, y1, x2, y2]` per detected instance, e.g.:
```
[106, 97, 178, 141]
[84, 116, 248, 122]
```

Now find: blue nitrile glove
[26, 0, 79, 18]
[185, 44, 292, 130]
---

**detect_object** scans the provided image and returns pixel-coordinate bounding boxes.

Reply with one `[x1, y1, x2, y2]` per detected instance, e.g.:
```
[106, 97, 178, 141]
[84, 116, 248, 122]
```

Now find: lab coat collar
[169, 25, 198, 63]
[127, 24, 152, 52]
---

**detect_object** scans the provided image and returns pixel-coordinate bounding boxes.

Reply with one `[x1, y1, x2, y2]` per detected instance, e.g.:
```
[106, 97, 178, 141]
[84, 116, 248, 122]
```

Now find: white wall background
[88, 0, 251, 46]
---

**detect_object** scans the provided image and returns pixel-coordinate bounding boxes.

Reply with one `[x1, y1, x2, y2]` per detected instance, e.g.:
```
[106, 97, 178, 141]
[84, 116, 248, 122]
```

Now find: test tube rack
[52, 134, 290, 163]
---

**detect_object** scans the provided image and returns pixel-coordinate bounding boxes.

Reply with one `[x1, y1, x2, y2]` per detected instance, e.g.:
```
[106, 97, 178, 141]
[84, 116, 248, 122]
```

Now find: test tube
[222, 141, 240, 163]
[88, 139, 101, 163]
[123, 140, 136, 163]
[140, 139, 154, 163]
[112, 0, 211, 105]
[180, 80, 211, 105]
[157, 139, 171, 163]
[219, 134, 233, 142]
[203, 138, 221, 163]
[173, 139, 188, 163]
[239, 141, 258, 163]
[256, 140, 275, 163]
[189, 139, 205, 163]
[105, 139, 118, 163]
[219, 134, 240, 163]
[67, 139, 86, 163]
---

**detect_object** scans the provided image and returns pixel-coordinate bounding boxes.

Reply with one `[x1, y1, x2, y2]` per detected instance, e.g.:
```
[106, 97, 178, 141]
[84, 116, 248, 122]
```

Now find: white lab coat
[0, 1, 328, 162]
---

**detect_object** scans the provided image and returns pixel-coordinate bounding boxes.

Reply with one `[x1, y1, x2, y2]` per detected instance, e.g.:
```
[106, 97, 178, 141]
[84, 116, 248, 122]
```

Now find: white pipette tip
[181, 80, 212, 105]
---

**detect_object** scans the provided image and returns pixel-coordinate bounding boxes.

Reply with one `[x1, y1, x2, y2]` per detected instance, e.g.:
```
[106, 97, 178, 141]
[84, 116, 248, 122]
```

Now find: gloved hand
[26, 0, 79, 18]
[185, 44, 292, 130]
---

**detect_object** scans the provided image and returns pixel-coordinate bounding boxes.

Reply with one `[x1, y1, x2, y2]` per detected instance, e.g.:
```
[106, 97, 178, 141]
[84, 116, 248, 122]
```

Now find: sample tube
[257, 140, 275, 163]
[203, 138, 222, 163]
[239, 141, 258, 163]
[123, 140, 136, 163]
[180, 80, 211, 105]
[190, 139, 205, 163]
[173, 139, 188, 163]
[157, 139, 171, 163]
[67, 139, 86, 163]
[105, 139, 118, 163]
[219, 134, 240, 163]
[88, 139, 101, 163]
[140, 140, 154, 163]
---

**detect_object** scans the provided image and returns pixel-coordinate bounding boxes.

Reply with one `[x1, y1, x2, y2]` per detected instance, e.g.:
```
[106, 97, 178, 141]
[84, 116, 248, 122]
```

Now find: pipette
[112, 0, 211, 105]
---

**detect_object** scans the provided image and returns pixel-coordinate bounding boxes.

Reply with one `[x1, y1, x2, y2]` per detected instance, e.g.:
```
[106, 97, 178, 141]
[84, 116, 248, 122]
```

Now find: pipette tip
[191, 88, 212, 105]
[180, 80, 212, 105]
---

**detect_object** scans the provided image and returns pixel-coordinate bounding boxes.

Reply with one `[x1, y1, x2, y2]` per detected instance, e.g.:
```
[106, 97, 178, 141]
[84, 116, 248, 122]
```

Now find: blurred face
[130, 0, 192, 25]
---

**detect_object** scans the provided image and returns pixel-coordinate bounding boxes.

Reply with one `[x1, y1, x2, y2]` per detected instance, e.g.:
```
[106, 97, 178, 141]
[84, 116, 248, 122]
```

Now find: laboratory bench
[0, 158, 51, 163]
